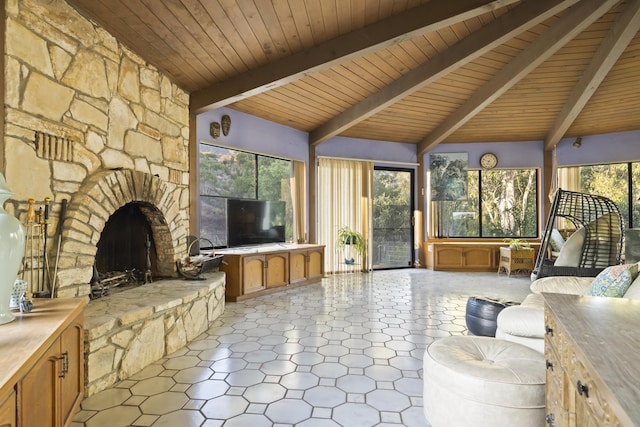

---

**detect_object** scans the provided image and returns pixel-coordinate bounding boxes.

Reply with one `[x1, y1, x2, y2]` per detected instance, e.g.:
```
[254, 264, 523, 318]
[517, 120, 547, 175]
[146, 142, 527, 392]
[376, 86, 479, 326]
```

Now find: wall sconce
[572, 137, 582, 148]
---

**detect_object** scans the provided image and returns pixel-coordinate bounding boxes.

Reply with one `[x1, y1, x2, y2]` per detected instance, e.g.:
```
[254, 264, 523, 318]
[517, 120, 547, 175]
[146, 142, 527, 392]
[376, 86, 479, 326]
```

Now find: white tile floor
[72, 269, 532, 427]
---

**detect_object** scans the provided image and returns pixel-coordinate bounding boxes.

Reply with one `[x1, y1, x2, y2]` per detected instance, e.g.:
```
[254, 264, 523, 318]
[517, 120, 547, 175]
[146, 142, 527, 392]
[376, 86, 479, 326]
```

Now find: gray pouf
[465, 296, 518, 337]
[423, 336, 546, 427]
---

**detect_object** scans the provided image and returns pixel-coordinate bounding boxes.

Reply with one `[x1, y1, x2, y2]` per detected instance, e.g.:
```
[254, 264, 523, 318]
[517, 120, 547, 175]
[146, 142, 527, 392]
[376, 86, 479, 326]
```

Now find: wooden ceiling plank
[217, 0, 268, 65]
[544, 0, 640, 151]
[252, 0, 294, 56]
[418, 0, 620, 155]
[190, 0, 522, 112]
[310, 0, 577, 146]
[270, 1, 303, 53]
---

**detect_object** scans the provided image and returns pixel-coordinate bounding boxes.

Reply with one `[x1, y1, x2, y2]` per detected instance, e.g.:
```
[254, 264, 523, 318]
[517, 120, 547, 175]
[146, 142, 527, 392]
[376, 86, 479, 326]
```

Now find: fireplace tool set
[19, 197, 67, 310]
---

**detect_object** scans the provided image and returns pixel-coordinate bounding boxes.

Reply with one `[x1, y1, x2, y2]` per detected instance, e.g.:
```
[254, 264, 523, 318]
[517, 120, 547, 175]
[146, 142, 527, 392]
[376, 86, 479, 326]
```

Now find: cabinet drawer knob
[545, 326, 554, 336]
[577, 380, 589, 398]
[545, 360, 553, 370]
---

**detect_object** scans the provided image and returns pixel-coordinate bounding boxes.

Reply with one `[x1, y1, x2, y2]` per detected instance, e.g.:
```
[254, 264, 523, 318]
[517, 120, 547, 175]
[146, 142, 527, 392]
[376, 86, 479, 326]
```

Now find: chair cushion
[586, 263, 638, 297]
[554, 227, 585, 267]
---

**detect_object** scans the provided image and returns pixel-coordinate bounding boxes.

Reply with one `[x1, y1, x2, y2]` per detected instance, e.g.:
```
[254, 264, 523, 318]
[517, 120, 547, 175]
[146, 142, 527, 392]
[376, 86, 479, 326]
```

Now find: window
[198, 143, 293, 247]
[560, 162, 639, 229]
[433, 169, 538, 238]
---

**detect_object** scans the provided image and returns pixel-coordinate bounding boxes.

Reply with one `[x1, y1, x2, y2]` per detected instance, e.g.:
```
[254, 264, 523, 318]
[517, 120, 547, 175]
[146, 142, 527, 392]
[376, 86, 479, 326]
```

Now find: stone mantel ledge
[83, 272, 225, 396]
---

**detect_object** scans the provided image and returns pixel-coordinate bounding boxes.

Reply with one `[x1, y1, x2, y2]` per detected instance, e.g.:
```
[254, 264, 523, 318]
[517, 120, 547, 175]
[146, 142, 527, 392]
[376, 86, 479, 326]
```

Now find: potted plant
[503, 238, 532, 250]
[337, 226, 366, 264]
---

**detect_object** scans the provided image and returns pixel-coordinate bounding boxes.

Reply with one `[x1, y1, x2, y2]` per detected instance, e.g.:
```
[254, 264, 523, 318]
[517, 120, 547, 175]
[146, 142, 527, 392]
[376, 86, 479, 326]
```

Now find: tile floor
[72, 269, 532, 427]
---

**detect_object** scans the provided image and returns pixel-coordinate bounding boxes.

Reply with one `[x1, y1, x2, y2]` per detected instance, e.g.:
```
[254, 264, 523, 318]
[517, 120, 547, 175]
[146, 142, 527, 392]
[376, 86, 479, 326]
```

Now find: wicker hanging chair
[533, 189, 624, 279]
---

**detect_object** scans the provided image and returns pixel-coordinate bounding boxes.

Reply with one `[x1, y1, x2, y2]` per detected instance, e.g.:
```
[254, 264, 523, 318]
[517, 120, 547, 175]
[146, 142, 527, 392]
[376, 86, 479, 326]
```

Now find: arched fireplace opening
[93, 202, 159, 296]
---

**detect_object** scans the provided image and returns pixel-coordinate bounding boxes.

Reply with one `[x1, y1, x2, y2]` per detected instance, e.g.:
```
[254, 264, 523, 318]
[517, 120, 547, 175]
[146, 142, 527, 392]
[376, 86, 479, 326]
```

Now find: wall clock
[480, 153, 498, 170]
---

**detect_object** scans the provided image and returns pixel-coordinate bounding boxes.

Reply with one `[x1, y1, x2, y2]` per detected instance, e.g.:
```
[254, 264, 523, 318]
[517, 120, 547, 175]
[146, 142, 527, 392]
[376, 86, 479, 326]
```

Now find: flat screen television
[226, 198, 286, 247]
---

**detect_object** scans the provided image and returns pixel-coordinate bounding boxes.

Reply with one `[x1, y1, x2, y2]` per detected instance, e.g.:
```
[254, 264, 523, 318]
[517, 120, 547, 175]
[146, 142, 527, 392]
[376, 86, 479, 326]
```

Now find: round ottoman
[465, 296, 518, 337]
[423, 336, 546, 427]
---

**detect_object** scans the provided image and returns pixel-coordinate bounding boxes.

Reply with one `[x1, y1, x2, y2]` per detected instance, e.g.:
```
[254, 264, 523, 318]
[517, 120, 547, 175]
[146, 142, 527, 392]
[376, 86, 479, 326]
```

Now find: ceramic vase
[0, 173, 25, 325]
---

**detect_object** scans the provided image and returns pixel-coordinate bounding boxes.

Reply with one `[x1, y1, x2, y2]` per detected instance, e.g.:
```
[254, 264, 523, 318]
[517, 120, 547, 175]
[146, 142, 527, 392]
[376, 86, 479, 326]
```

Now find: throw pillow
[586, 263, 639, 297]
[549, 228, 565, 252]
[554, 227, 585, 267]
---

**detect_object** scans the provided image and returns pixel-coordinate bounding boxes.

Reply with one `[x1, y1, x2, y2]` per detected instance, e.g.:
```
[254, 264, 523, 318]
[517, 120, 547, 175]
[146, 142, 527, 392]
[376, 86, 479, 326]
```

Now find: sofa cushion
[530, 276, 594, 295]
[496, 294, 545, 339]
[586, 263, 638, 297]
[622, 269, 640, 299]
[554, 227, 585, 267]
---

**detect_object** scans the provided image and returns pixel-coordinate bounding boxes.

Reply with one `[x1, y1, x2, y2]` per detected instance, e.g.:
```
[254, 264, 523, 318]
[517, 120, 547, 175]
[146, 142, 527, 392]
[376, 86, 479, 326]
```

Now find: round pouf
[423, 336, 546, 427]
[465, 296, 518, 337]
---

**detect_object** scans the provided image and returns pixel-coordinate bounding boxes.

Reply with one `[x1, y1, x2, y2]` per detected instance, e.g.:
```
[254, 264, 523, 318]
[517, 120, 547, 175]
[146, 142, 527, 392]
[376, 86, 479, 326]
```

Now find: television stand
[216, 244, 325, 301]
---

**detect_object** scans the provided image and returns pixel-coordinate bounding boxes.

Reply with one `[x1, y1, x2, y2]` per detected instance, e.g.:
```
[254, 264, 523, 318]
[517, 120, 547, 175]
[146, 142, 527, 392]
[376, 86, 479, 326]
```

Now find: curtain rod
[316, 155, 418, 167]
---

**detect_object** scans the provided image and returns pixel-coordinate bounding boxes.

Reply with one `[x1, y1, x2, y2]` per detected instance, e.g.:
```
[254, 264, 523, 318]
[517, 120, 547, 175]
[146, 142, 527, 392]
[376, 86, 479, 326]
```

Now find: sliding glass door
[372, 168, 414, 269]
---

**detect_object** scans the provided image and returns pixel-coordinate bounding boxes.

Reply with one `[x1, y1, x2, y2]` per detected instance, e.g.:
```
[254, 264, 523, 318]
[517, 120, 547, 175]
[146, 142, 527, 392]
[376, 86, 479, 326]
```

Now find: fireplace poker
[36, 207, 43, 292]
[51, 199, 67, 299]
[42, 197, 50, 292]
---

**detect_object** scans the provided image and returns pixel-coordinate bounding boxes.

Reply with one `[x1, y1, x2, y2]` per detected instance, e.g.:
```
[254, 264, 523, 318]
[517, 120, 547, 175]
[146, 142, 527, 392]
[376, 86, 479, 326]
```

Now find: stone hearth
[83, 272, 225, 396]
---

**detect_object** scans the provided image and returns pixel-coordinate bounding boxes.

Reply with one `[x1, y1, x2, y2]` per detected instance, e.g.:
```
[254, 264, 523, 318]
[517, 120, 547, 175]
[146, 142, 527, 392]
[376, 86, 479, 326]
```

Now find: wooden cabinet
[0, 299, 85, 427]
[219, 244, 324, 301]
[19, 313, 84, 427]
[290, 247, 324, 284]
[425, 240, 539, 272]
[543, 293, 640, 427]
[425, 242, 497, 272]
[0, 391, 16, 427]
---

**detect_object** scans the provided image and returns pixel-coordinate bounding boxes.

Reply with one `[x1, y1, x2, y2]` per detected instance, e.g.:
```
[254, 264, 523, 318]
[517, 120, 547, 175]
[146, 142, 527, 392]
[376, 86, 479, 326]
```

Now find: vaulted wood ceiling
[67, 0, 640, 155]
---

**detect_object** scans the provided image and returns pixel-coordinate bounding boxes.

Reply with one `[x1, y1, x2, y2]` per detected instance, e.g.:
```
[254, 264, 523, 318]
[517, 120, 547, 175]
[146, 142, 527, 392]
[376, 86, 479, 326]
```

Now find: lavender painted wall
[196, 107, 309, 161]
[555, 131, 640, 166]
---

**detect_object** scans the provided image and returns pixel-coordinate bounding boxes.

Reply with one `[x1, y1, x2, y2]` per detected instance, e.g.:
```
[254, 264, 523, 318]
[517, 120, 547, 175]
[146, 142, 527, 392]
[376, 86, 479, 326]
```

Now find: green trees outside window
[436, 169, 538, 238]
[198, 144, 292, 247]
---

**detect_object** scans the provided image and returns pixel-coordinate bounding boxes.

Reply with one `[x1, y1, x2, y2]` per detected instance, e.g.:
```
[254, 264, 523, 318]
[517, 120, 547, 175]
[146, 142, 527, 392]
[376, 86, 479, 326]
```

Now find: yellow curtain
[557, 166, 580, 192]
[291, 160, 306, 243]
[318, 158, 373, 274]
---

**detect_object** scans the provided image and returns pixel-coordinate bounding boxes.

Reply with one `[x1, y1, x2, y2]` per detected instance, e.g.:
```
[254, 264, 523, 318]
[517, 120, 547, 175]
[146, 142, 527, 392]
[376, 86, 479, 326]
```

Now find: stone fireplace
[2, 0, 226, 397]
[56, 169, 185, 298]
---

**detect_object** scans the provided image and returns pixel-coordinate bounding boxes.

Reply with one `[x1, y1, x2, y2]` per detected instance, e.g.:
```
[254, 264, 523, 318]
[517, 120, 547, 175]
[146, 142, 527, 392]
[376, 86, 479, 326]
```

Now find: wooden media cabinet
[217, 244, 325, 301]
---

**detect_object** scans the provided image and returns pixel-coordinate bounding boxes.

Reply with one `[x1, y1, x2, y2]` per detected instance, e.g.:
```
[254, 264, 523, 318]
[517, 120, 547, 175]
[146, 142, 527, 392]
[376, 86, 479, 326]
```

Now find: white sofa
[496, 271, 640, 353]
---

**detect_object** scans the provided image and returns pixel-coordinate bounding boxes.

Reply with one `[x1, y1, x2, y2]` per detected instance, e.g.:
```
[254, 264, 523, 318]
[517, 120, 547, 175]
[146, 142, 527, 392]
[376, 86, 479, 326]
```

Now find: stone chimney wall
[3, 0, 190, 297]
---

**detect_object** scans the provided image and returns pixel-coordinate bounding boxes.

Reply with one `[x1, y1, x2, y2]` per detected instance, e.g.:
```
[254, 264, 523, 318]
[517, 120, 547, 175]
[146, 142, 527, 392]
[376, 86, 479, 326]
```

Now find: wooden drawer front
[546, 344, 567, 414]
[566, 353, 620, 426]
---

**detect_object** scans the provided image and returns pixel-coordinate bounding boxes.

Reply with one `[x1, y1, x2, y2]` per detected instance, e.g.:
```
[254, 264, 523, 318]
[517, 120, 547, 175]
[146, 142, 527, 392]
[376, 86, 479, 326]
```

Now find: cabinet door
[289, 250, 307, 284]
[18, 340, 59, 427]
[266, 253, 288, 288]
[434, 247, 464, 268]
[463, 247, 493, 269]
[307, 249, 324, 280]
[243, 255, 266, 293]
[0, 390, 16, 427]
[59, 316, 84, 427]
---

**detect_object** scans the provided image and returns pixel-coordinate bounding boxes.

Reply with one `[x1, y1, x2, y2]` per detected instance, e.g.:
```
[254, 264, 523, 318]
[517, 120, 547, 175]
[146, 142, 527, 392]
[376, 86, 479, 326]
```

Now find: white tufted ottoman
[423, 336, 546, 427]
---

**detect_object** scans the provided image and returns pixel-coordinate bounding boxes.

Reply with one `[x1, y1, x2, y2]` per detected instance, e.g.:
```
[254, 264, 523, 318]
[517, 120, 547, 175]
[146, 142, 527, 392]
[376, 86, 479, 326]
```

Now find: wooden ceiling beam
[309, 0, 578, 146]
[544, 0, 640, 151]
[417, 0, 620, 156]
[189, 0, 521, 113]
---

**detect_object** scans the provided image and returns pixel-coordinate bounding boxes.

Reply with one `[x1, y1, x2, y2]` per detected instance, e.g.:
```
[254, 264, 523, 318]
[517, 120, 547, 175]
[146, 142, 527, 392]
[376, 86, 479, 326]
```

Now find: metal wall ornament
[209, 122, 220, 139]
[221, 114, 231, 136]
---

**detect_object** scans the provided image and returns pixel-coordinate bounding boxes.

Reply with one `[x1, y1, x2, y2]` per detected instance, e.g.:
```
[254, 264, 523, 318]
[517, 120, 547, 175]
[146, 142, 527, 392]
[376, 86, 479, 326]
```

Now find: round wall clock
[480, 152, 498, 170]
